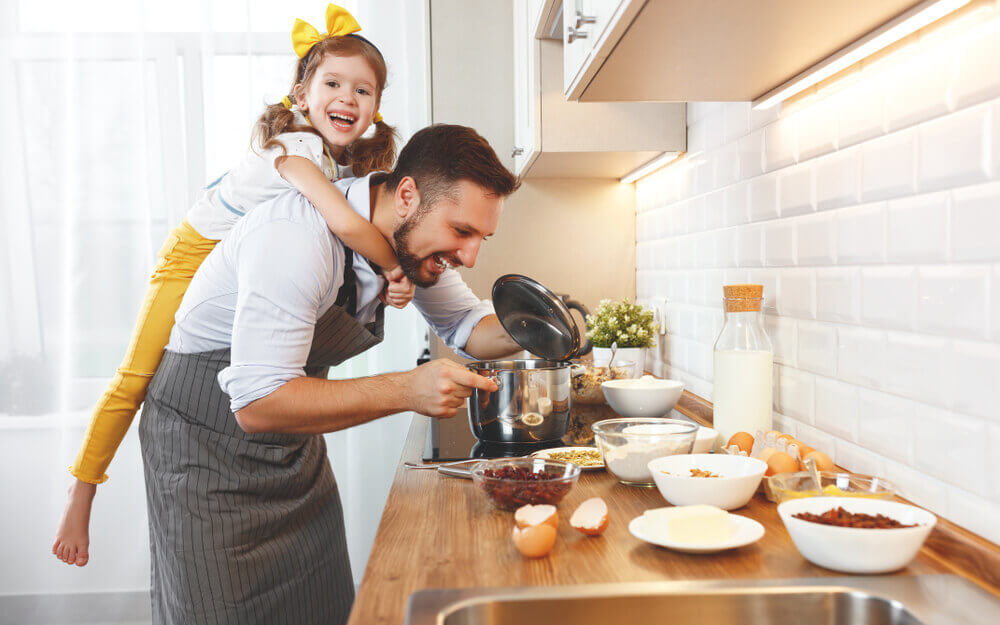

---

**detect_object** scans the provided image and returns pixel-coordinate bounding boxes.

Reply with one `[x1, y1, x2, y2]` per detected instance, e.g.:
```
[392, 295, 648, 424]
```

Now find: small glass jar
[712, 284, 774, 445]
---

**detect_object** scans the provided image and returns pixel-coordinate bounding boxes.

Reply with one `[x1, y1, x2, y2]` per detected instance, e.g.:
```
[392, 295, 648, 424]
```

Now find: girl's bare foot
[52, 479, 96, 566]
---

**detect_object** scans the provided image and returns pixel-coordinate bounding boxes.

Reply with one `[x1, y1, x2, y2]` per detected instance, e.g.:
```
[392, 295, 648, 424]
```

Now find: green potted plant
[585, 298, 658, 375]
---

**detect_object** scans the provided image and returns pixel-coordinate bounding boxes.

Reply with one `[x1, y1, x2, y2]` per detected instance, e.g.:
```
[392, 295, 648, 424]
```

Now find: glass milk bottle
[713, 284, 773, 444]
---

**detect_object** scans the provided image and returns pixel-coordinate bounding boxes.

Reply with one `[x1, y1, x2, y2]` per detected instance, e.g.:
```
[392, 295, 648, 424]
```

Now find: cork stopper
[723, 284, 764, 312]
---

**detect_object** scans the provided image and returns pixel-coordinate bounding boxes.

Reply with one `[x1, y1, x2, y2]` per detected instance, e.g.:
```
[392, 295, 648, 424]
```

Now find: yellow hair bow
[374, 111, 383, 123]
[291, 4, 362, 59]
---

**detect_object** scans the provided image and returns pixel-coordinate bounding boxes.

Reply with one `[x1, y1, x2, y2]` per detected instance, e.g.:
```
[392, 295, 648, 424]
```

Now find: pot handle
[561, 297, 592, 357]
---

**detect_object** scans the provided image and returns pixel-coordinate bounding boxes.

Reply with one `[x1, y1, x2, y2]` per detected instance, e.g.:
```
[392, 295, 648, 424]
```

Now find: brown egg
[756, 447, 778, 464]
[795, 443, 816, 461]
[512, 523, 557, 558]
[777, 433, 796, 445]
[514, 504, 558, 530]
[804, 450, 835, 472]
[727, 432, 754, 454]
[765, 430, 784, 440]
[765, 451, 799, 476]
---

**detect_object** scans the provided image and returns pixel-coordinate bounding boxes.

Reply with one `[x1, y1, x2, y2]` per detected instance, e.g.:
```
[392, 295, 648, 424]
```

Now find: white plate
[628, 512, 765, 554]
[530, 446, 604, 471]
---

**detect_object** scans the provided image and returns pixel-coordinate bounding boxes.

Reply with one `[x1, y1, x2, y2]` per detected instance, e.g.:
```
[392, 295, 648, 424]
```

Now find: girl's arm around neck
[275, 155, 399, 270]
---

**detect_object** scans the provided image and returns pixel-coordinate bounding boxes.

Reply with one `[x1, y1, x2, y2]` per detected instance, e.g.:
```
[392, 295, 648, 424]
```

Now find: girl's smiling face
[293, 53, 379, 158]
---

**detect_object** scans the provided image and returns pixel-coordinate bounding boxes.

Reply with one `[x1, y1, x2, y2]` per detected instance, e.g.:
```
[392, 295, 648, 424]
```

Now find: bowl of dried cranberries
[471, 458, 580, 511]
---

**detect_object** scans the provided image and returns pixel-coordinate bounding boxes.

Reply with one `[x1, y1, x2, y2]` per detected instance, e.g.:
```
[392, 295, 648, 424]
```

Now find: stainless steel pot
[466, 359, 571, 444]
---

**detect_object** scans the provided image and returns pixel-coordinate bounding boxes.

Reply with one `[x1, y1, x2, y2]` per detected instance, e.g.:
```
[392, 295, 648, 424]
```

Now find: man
[139, 125, 521, 625]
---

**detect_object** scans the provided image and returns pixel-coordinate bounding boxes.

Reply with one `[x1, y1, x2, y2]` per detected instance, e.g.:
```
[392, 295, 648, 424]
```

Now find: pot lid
[492, 274, 591, 361]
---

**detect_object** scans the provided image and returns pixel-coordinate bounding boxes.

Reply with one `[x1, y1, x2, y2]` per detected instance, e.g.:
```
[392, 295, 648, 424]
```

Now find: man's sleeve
[411, 269, 495, 359]
[217, 219, 336, 411]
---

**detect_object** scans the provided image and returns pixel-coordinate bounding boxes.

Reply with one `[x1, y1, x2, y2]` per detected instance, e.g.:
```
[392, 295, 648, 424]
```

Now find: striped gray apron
[139, 247, 384, 625]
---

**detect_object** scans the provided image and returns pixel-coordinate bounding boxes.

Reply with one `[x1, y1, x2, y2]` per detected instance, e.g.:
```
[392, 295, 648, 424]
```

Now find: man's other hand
[405, 359, 497, 418]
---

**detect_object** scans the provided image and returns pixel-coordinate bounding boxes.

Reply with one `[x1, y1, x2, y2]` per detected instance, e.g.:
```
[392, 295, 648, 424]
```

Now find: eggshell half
[570, 497, 609, 536]
[514, 504, 558, 530]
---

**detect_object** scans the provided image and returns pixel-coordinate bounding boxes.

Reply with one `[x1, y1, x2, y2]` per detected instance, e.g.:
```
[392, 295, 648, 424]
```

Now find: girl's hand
[381, 266, 415, 309]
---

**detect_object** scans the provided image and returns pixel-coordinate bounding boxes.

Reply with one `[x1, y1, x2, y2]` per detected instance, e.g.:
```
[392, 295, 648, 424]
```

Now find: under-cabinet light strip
[752, 0, 971, 110]
[620, 151, 683, 184]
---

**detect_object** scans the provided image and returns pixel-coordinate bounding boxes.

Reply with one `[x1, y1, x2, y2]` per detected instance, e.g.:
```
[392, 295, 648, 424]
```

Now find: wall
[636, 9, 1000, 544]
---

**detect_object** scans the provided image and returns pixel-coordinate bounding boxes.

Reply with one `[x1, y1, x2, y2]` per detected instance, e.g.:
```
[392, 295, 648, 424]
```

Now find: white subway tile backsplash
[836, 202, 884, 264]
[947, 340, 1000, 421]
[918, 105, 991, 192]
[912, 405, 987, 496]
[642, 35, 1000, 542]
[861, 267, 918, 330]
[764, 115, 797, 172]
[778, 164, 814, 217]
[917, 265, 989, 339]
[797, 214, 837, 266]
[736, 224, 763, 267]
[861, 129, 917, 201]
[797, 321, 837, 377]
[884, 43, 955, 132]
[815, 148, 860, 211]
[724, 181, 750, 227]
[765, 314, 796, 367]
[749, 174, 778, 222]
[738, 130, 765, 180]
[857, 388, 913, 465]
[777, 365, 814, 422]
[951, 182, 1000, 261]
[837, 325, 887, 389]
[954, 19, 1000, 109]
[764, 221, 796, 267]
[778, 269, 816, 319]
[814, 376, 859, 441]
[886, 332, 949, 407]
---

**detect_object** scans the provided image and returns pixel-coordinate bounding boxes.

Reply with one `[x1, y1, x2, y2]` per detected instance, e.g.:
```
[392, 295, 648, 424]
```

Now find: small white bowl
[648, 454, 767, 510]
[777, 497, 937, 574]
[692, 427, 719, 454]
[601, 377, 684, 418]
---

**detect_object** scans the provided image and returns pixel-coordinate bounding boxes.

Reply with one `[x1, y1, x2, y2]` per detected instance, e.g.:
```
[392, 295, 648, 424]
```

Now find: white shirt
[167, 173, 495, 411]
[185, 110, 346, 240]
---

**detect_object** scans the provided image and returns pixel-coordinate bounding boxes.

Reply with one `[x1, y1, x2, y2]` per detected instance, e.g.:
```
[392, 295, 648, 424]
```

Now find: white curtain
[0, 0, 430, 616]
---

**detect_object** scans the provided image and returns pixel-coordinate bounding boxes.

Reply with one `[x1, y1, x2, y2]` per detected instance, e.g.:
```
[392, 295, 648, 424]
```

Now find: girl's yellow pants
[70, 220, 218, 484]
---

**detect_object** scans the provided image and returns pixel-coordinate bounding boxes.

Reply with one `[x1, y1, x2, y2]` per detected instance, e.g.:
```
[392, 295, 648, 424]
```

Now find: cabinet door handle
[566, 26, 588, 44]
[574, 11, 597, 28]
[511, 147, 524, 157]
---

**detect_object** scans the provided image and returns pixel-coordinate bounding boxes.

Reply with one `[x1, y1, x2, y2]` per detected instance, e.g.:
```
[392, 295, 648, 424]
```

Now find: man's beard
[393, 211, 438, 288]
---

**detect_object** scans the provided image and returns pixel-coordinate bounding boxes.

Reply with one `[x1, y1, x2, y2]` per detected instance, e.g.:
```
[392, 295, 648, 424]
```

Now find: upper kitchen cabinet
[514, 0, 685, 178]
[561, 0, 934, 102]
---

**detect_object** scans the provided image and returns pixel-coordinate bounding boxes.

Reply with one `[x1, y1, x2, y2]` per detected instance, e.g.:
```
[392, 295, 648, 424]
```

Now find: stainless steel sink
[406, 575, 1000, 625]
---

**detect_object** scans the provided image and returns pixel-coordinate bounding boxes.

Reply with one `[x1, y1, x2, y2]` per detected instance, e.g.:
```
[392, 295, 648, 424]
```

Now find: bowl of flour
[591, 419, 698, 486]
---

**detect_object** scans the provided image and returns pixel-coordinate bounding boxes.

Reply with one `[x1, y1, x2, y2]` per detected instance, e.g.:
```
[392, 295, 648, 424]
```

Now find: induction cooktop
[421, 406, 563, 462]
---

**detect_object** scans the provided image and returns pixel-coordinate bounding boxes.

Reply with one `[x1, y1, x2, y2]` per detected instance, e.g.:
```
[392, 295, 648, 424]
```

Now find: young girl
[52, 3, 410, 567]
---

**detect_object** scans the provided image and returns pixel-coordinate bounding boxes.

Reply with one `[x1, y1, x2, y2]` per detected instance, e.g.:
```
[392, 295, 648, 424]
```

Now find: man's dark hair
[381, 124, 520, 206]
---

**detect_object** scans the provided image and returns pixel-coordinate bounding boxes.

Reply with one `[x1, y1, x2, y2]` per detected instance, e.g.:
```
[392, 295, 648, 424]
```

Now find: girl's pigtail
[348, 120, 398, 176]
[252, 100, 318, 155]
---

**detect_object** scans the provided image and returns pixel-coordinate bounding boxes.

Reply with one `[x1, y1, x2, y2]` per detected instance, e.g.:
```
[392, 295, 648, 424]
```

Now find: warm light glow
[620, 151, 683, 184]
[752, 0, 971, 110]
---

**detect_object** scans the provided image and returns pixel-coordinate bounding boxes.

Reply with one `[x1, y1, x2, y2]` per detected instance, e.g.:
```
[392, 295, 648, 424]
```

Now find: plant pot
[591, 346, 645, 377]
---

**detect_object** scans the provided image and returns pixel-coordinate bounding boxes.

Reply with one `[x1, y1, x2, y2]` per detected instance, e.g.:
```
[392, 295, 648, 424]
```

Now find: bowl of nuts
[570, 362, 634, 404]
[470, 458, 580, 511]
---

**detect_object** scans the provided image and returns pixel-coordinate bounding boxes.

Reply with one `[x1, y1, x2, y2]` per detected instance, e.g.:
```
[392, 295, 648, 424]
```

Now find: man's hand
[380, 265, 415, 309]
[404, 359, 498, 418]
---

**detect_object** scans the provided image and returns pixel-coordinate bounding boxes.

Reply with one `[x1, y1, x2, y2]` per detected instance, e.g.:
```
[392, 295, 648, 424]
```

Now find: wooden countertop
[347, 392, 1000, 625]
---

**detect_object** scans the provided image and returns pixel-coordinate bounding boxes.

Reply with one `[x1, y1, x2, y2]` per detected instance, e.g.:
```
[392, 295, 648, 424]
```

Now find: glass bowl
[470, 458, 580, 511]
[570, 361, 634, 404]
[766, 470, 896, 503]
[591, 418, 698, 487]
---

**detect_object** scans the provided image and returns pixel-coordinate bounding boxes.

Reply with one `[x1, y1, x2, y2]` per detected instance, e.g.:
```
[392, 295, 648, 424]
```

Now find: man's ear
[395, 176, 421, 219]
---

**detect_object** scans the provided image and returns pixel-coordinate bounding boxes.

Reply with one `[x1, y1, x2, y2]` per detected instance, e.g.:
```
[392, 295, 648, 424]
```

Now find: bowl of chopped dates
[777, 497, 937, 574]
[471, 458, 581, 511]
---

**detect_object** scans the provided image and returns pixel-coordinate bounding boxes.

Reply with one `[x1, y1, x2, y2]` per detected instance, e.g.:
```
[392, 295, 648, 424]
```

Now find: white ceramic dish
[648, 454, 768, 510]
[530, 446, 604, 471]
[601, 377, 684, 418]
[629, 512, 765, 554]
[692, 427, 719, 454]
[777, 497, 937, 574]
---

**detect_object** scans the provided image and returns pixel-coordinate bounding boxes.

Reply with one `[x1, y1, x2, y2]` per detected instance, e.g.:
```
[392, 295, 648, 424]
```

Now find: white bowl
[601, 378, 684, 418]
[648, 454, 767, 510]
[692, 427, 719, 454]
[777, 497, 937, 574]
